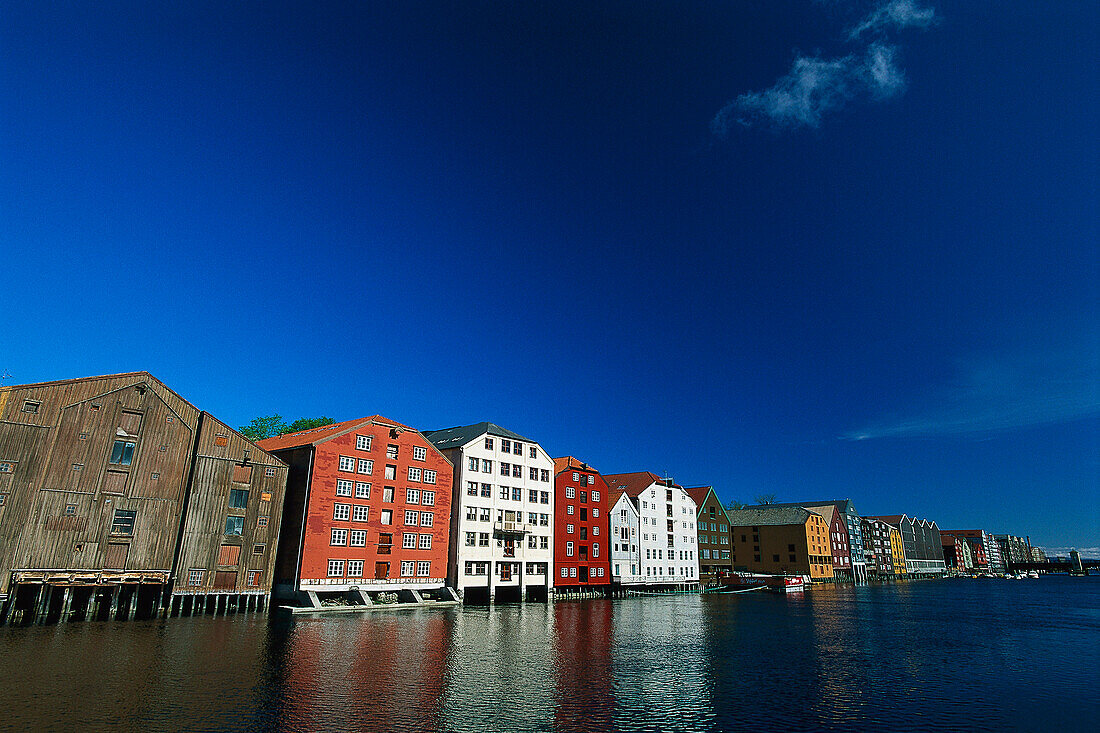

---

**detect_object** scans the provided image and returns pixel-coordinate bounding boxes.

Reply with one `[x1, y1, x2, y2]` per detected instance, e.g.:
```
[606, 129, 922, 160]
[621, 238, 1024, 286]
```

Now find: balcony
[494, 521, 530, 535]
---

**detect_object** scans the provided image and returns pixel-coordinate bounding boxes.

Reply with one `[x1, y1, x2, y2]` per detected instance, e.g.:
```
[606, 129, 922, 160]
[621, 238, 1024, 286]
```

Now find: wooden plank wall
[173, 413, 288, 595]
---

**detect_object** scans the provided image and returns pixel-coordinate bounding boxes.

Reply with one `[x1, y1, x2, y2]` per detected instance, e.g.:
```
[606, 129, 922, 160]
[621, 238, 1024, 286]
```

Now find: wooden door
[500, 563, 512, 581]
[503, 539, 515, 557]
[213, 571, 237, 590]
[104, 543, 129, 569]
[579, 566, 588, 582]
[374, 562, 389, 579]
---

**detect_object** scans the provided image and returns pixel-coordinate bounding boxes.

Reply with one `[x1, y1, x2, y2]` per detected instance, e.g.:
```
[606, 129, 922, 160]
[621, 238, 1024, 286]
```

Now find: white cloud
[713, 1, 936, 133]
[844, 337, 1100, 440]
[849, 0, 937, 40]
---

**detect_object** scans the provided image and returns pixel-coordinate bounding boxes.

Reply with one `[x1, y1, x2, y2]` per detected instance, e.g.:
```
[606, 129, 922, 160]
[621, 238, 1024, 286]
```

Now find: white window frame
[419, 534, 432, 549]
[412, 446, 427, 461]
[327, 559, 345, 577]
[338, 456, 355, 472]
[356, 435, 372, 451]
[402, 533, 417, 549]
[357, 458, 373, 475]
[333, 503, 350, 521]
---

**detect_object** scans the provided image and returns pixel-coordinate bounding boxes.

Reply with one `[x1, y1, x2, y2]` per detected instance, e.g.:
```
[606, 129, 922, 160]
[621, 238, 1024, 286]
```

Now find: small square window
[258, 516, 269, 527]
[21, 400, 41, 414]
[79, 432, 89, 441]
[265, 467, 276, 477]
[151, 472, 160, 480]
[64, 504, 77, 516]
[214, 434, 229, 447]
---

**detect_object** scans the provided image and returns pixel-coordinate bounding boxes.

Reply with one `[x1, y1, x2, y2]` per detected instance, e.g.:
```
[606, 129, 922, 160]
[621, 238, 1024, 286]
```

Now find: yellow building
[726, 507, 834, 581]
[889, 526, 906, 575]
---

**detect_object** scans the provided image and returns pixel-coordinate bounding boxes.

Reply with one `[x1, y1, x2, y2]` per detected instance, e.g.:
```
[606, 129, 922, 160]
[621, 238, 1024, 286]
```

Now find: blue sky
[2, 2, 1096, 551]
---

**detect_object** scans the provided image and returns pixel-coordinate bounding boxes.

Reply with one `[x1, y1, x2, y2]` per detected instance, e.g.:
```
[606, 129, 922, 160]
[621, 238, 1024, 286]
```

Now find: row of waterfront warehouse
[0, 372, 1033, 621]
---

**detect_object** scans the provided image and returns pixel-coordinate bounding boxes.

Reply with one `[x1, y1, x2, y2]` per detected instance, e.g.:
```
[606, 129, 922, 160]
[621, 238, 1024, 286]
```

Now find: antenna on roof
[0, 370, 11, 385]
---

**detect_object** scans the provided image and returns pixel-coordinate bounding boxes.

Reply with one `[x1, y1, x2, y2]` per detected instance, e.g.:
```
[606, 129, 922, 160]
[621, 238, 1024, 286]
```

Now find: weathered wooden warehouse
[0, 372, 288, 622]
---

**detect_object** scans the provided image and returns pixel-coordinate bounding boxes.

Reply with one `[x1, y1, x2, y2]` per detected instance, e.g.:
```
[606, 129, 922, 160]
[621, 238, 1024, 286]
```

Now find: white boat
[1028, 571, 1039, 578]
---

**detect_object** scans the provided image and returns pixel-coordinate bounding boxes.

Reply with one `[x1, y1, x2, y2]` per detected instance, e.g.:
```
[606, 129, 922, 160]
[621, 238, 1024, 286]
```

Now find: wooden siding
[172, 413, 288, 594]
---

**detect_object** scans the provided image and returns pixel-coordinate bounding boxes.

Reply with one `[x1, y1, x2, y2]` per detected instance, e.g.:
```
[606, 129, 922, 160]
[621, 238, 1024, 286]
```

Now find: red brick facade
[553, 457, 611, 589]
[260, 416, 452, 592]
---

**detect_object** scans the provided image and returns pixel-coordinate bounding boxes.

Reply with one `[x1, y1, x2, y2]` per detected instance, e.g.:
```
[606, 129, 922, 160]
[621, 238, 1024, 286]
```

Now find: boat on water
[1028, 570, 1040, 578]
[718, 572, 805, 594]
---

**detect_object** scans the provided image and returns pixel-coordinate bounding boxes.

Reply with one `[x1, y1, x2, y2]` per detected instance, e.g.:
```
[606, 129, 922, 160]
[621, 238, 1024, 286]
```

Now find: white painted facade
[431, 425, 555, 598]
[610, 493, 642, 584]
[611, 480, 698, 585]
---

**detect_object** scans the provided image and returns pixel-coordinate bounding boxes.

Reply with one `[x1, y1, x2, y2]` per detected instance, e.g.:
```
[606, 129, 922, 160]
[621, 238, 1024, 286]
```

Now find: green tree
[239, 415, 287, 442]
[282, 416, 336, 434]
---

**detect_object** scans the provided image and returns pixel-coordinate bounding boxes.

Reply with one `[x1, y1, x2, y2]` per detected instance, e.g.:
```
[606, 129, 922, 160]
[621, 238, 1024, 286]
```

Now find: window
[406, 488, 420, 504]
[64, 504, 77, 516]
[328, 560, 345, 577]
[512, 487, 522, 501]
[479, 532, 489, 546]
[339, 456, 355, 472]
[593, 526, 599, 535]
[499, 486, 510, 500]
[387, 444, 399, 459]
[540, 513, 549, 526]
[383, 487, 394, 502]
[465, 531, 477, 546]
[402, 533, 417, 549]
[408, 467, 422, 482]
[404, 510, 419, 525]
[401, 561, 415, 576]
[265, 467, 276, 477]
[540, 536, 549, 549]
[0, 461, 13, 473]
[512, 464, 521, 478]
[593, 544, 599, 557]
[467, 481, 479, 496]
[358, 459, 374, 475]
[570, 567, 577, 578]
[229, 489, 249, 508]
[353, 505, 369, 521]
[334, 504, 351, 521]
[592, 508, 599, 518]
[331, 529, 348, 546]
[356, 435, 372, 451]
[567, 505, 574, 515]
[336, 479, 354, 497]
[541, 469, 549, 482]
[468, 457, 479, 471]
[21, 400, 41, 414]
[423, 470, 436, 484]
[419, 534, 432, 549]
[567, 524, 575, 534]
[466, 506, 478, 520]
[355, 482, 371, 499]
[566, 541, 574, 557]
[528, 489, 539, 503]
[420, 512, 433, 527]
[350, 530, 367, 547]
[481, 483, 492, 497]
[417, 561, 431, 576]
[111, 510, 136, 535]
[561, 567, 568, 578]
[258, 516, 268, 527]
[347, 560, 364, 577]
[528, 535, 537, 549]
[482, 459, 492, 472]
[232, 464, 253, 484]
[530, 446, 537, 458]
[188, 569, 204, 586]
[500, 462, 510, 476]
[529, 467, 538, 480]
[485, 438, 494, 450]
[501, 439, 511, 453]
[480, 508, 492, 522]
[566, 487, 576, 499]
[109, 440, 136, 466]
[421, 491, 435, 505]
[541, 491, 549, 504]
[225, 516, 244, 535]
[385, 465, 396, 480]
[412, 445, 427, 461]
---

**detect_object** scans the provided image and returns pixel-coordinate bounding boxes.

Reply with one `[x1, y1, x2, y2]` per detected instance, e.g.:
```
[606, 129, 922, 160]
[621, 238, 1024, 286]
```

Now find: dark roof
[257, 415, 415, 452]
[603, 471, 672, 497]
[725, 507, 813, 527]
[743, 499, 860, 515]
[423, 422, 533, 449]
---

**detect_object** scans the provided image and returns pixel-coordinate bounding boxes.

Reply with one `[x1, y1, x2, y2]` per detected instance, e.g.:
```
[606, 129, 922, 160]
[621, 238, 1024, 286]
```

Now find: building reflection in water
[276, 610, 453, 732]
[610, 596, 715, 732]
[552, 598, 615, 733]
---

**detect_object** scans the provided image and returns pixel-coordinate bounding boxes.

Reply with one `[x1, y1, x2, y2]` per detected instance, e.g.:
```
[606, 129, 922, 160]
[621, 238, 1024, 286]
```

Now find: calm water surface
[1, 576, 1097, 732]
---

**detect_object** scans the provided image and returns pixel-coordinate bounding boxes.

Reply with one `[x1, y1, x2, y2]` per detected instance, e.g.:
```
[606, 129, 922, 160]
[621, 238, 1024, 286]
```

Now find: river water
[1, 576, 1097, 732]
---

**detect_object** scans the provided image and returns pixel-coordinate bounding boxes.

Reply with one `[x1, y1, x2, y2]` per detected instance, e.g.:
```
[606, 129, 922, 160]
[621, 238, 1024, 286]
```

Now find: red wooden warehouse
[552, 457, 611, 594]
[258, 416, 453, 604]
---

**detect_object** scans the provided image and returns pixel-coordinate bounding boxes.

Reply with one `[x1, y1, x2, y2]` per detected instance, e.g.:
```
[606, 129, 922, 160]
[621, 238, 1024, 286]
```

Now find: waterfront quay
[0, 372, 1080, 625]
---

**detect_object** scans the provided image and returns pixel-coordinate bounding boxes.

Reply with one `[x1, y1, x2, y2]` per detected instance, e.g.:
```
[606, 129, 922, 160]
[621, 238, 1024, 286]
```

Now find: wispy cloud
[848, 0, 937, 40]
[712, 1, 937, 134]
[844, 338, 1100, 440]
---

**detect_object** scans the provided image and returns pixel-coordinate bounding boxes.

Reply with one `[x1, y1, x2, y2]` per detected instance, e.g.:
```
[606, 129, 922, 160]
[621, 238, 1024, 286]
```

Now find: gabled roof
[423, 422, 533, 449]
[554, 456, 599, 476]
[684, 485, 718, 508]
[609, 489, 636, 514]
[725, 507, 813, 527]
[744, 499, 860, 516]
[1, 370, 201, 414]
[257, 415, 415, 452]
[868, 515, 905, 525]
[805, 504, 840, 524]
[602, 471, 673, 497]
